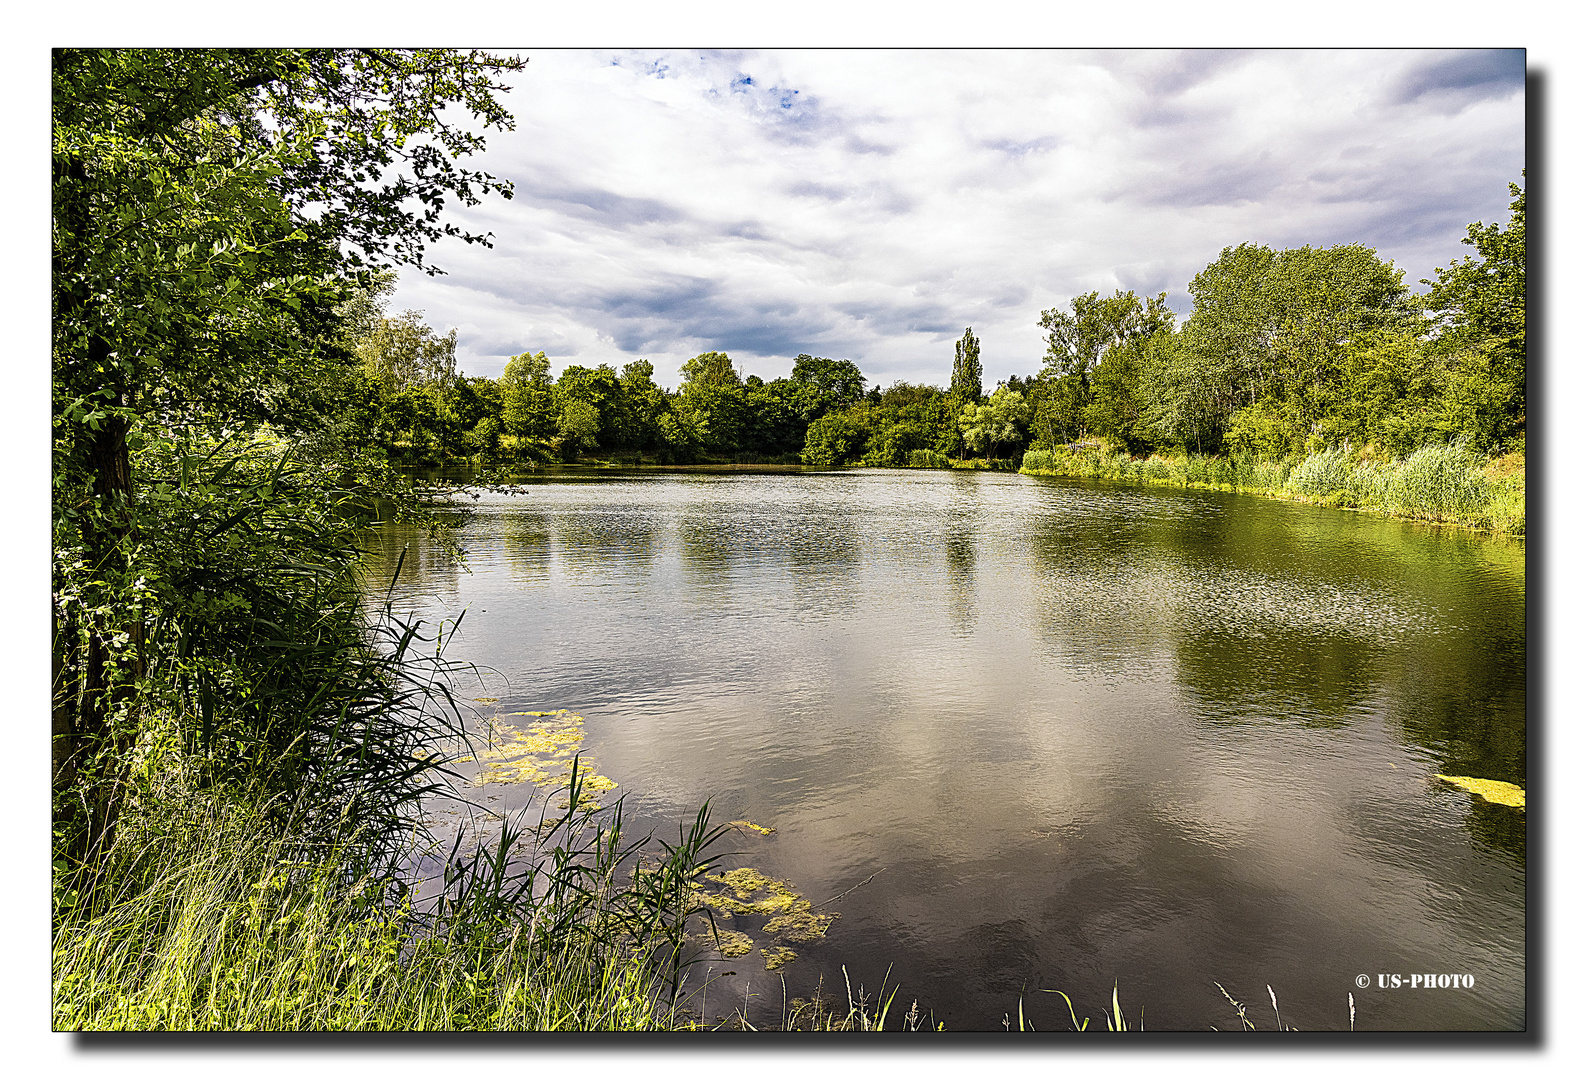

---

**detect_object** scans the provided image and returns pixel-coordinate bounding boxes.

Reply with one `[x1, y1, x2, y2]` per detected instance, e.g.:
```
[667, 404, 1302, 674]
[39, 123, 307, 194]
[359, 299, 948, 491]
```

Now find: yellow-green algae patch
[728, 820, 776, 836]
[763, 901, 835, 943]
[451, 710, 617, 810]
[1437, 774, 1525, 809]
[690, 866, 838, 969]
[762, 947, 797, 970]
[711, 929, 755, 958]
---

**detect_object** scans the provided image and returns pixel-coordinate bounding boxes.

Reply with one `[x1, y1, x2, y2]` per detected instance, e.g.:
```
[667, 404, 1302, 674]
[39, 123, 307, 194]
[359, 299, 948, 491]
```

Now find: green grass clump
[54, 765, 728, 1031]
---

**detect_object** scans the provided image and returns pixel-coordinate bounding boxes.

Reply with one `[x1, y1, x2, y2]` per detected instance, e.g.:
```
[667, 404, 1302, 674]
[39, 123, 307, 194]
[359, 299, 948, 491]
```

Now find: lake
[364, 466, 1525, 1031]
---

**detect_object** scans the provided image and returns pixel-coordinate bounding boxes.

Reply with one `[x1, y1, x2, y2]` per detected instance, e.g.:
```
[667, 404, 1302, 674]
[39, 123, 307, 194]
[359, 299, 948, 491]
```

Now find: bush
[907, 448, 952, 470]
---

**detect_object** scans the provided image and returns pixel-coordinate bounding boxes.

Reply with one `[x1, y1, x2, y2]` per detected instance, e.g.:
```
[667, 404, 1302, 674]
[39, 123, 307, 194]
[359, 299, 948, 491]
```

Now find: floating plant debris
[452, 710, 617, 809]
[1436, 775, 1525, 809]
[689, 866, 839, 969]
[762, 947, 797, 970]
[728, 820, 776, 836]
[712, 929, 754, 958]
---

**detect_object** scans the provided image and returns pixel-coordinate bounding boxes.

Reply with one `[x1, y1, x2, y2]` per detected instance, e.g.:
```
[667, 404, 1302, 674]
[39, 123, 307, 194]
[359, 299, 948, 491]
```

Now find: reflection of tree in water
[1461, 801, 1525, 864]
[1173, 628, 1379, 728]
[1386, 627, 1525, 865]
[556, 511, 659, 576]
[361, 520, 462, 603]
[1386, 629, 1525, 789]
[500, 513, 551, 585]
[945, 521, 976, 635]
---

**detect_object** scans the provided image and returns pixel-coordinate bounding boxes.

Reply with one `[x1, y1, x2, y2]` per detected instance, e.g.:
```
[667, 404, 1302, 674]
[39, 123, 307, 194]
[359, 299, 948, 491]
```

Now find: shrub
[907, 448, 953, 470]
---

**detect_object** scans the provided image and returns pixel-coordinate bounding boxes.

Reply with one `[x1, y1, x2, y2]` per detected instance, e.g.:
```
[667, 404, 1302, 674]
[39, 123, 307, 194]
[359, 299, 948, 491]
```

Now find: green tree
[52, 47, 523, 860]
[1082, 333, 1169, 453]
[500, 350, 555, 443]
[788, 355, 867, 420]
[679, 350, 743, 390]
[801, 410, 872, 467]
[357, 310, 459, 393]
[960, 387, 1029, 459]
[610, 359, 669, 451]
[1180, 243, 1416, 454]
[1039, 290, 1174, 380]
[675, 352, 748, 453]
[950, 327, 983, 406]
[1425, 178, 1525, 450]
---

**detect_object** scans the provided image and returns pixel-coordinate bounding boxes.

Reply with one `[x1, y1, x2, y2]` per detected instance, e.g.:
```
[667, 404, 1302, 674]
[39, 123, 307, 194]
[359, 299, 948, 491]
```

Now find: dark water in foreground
[366, 467, 1525, 1031]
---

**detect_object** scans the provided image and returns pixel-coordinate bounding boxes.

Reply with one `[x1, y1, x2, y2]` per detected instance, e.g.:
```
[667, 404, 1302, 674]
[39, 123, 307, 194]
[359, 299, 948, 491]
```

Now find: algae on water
[1436, 774, 1525, 809]
[728, 820, 776, 836]
[712, 929, 755, 958]
[691, 866, 839, 970]
[762, 947, 797, 971]
[451, 710, 618, 809]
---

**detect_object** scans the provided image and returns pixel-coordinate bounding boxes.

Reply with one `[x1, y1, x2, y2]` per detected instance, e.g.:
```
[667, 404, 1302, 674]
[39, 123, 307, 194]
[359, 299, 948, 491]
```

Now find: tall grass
[1022, 441, 1523, 535]
[54, 761, 730, 1030]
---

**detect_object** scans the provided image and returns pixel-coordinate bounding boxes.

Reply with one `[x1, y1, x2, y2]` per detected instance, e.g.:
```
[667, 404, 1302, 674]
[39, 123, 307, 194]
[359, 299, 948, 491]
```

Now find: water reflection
[364, 467, 1524, 1030]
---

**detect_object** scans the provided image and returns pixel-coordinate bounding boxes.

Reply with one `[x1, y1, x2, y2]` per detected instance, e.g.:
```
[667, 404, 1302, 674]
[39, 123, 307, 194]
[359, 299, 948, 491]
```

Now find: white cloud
[387, 48, 1525, 390]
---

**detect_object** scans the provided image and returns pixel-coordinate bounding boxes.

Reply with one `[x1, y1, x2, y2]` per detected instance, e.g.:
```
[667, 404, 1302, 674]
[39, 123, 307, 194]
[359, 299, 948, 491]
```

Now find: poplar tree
[951, 327, 982, 405]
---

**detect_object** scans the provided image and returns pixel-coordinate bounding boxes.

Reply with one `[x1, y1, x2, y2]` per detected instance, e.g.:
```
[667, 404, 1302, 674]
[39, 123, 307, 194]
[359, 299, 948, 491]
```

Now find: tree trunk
[55, 330, 138, 867]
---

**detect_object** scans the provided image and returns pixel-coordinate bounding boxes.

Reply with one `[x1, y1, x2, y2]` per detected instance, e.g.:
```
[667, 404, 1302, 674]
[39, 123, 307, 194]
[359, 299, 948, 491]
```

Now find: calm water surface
[366, 467, 1525, 1031]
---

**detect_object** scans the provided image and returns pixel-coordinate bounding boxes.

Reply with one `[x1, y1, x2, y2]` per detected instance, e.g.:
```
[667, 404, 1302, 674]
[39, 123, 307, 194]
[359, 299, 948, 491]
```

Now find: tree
[554, 364, 622, 453]
[1425, 178, 1525, 450]
[53, 47, 524, 861]
[1039, 290, 1174, 380]
[1082, 333, 1169, 453]
[611, 359, 668, 451]
[500, 350, 556, 443]
[679, 350, 742, 390]
[788, 355, 866, 420]
[801, 410, 872, 467]
[1179, 243, 1416, 454]
[677, 352, 747, 452]
[950, 327, 983, 405]
[960, 387, 1029, 459]
[357, 310, 459, 393]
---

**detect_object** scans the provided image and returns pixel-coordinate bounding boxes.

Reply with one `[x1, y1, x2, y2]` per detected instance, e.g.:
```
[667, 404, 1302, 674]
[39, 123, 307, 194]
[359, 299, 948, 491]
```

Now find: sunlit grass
[53, 766, 727, 1031]
[1021, 441, 1523, 535]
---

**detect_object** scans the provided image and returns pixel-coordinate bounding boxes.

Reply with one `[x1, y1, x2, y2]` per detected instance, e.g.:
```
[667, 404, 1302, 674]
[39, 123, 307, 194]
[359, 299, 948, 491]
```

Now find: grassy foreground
[1020, 441, 1524, 535]
[53, 764, 728, 1031]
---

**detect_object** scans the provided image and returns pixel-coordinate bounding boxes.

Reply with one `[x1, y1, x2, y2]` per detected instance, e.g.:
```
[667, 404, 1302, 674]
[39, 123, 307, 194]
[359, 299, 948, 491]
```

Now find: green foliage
[53, 768, 730, 1030]
[1023, 440, 1521, 534]
[1173, 242, 1418, 454]
[53, 45, 523, 863]
[789, 355, 867, 420]
[960, 387, 1029, 459]
[357, 310, 458, 394]
[680, 350, 743, 390]
[1426, 177, 1525, 439]
[1039, 289, 1174, 380]
[950, 327, 983, 405]
[801, 410, 872, 467]
[500, 350, 556, 443]
[907, 448, 952, 470]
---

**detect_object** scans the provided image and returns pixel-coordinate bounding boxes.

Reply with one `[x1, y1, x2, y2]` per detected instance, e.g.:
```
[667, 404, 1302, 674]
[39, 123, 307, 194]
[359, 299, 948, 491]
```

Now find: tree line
[352, 181, 1523, 471]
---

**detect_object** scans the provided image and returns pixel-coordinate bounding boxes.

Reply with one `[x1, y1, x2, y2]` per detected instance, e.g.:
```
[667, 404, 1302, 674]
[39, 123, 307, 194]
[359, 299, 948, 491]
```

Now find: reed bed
[1021, 441, 1523, 535]
[53, 765, 728, 1031]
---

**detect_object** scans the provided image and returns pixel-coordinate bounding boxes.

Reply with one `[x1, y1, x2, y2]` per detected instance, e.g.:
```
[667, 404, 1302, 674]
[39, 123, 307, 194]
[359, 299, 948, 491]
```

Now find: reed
[53, 763, 729, 1031]
[1022, 441, 1522, 535]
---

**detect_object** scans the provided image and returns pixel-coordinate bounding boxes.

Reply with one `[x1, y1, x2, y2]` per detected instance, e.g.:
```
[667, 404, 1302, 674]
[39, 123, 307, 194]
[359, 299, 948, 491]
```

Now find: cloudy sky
[386, 48, 1525, 391]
